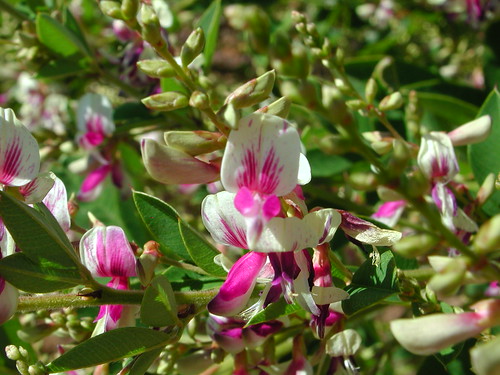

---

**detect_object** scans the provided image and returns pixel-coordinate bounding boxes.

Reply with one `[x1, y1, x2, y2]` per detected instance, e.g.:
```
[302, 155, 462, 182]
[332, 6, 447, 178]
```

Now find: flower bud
[393, 233, 439, 258]
[473, 214, 500, 255]
[373, 56, 396, 90]
[257, 97, 291, 118]
[188, 91, 209, 110]
[476, 173, 496, 207]
[141, 138, 219, 184]
[318, 134, 352, 155]
[447, 115, 491, 146]
[142, 92, 189, 112]
[121, 0, 139, 21]
[365, 78, 378, 104]
[428, 257, 466, 296]
[16, 361, 29, 375]
[216, 103, 240, 129]
[17, 324, 58, 343]
[28, 363, 46, 375]
[164, 130, 225, 156]
[401, 169, 430, 198]
[346, 99, 366, 111]
[180, 28, 205, 67]
[291, 11, 306, 23]
[391, 299, 500, 356]
[99, 1, 124, 19]
[326, 329, 362, 357]
[348, 171, 377, 191]
[5, 345, 21, 361]
[387, 139, 411, 177]
[137, 60, 176, 78]
[140, 5, 165, 49]
[379, 92, 404, 111]
[334, 78, 352, 95]
[137, 241, 161, 286]
[225, 70, 276, 109]
[471, 336, 500, 375]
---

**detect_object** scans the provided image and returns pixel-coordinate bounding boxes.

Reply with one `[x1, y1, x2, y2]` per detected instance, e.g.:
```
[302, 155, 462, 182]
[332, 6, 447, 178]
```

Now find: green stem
[17, 287, 219, 314]
[160, 257, 212, 276]
[401, 267, 435, 281]
[0, 0, 31, 22]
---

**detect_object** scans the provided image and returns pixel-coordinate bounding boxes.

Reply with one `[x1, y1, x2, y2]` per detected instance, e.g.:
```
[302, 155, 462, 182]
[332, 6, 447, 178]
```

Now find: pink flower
[220, 113, 311, 246]
[79, 226, 137, 332]
[371, 200, 406, 228]
[76, 94, 115, 150]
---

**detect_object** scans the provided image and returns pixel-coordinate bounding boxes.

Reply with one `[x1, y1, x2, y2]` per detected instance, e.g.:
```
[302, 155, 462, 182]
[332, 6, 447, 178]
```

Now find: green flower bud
[142, 92, 189, 111]
[318, 134, 352, 155]
[164, 130, 226, 156]
[471, 336, 500, 375]
[140, 5, 165, 49]
[335, 47, 345, 67]
[16, 361, 29, 375]
[365, 78, 378, 104]
[137, 60, 175, 78]
[216, 103, 240, 129]
[387, 139, 411, 177]
[349, 171, 377, 191]
[326, 329, 362, 357]
[180, 28, 205, 67]
[99, 1, 124, 19]
[477, 173, 496, 207]
[393, 234, 439, 258]
[428, 257, 466, 296]
[291, 11, 306, 24]
[28, 363, 46, 375]
[401, 169, 430, 198]
[121, 0, 139, 21]
[189, 91, 210, 110]
[346, 99, 366, 111]
[17, 324, 58, 343]
[473, 214, 500, 255]
[256, 97, 291, 118]
[371, 140, 393, 155]
[379, 92, 404, 111]
[5, 345, 22, 361]
[225, 70, 276, 109]
[334, 78, 352, 95]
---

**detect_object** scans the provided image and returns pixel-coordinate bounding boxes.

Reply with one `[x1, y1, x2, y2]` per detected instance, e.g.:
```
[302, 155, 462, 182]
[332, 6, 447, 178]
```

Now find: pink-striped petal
[221, 113, 302, 196]
[19, 171, 55, 204]
[417, 132, 458, 183]
[0, 108, 40, 186]
[79, 226, 137, 278]
[42, 176, 71, 232]
[207, 251, 267, 316]
[339, 210, 402, 246]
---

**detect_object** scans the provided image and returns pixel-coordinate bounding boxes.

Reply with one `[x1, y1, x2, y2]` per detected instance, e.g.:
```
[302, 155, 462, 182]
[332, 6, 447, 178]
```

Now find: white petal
[21, 171, 55, 204]
[417, 132, 458, 182]
[0, 108, 40, 186]
[77, 93, 115, 135]
[42, 176, 71, 232]
[311, 286, 350, 305]
[221, 113, 302, 196]
[297, 153, 311, 185]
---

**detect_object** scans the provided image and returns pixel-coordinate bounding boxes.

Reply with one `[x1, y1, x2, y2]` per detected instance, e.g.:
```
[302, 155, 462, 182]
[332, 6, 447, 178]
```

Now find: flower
[79, 225, 137, 332]
[76, 94, 115, 150]
[219, 113, 310, 246]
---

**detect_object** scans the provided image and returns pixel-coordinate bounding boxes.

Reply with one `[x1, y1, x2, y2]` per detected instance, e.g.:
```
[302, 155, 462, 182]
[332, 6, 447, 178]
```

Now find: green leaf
[37, 58, 88, 79]
[36, 13, 89, 58]
[0, 253, 82, 292]
[141, 275, 179, 327]
[417, 92, 478, 132]
[197, 0, 221, 70]
[307, 150, 352, 177]
[247, 299, 302, 326]
[63, 7, 91, 56]
[342, 250, 399, 316]
[469, 88, 500, 216]
[46, 327, 179, 373]
[178, 222, 226, 277]
[133, 191, 191, 260]
[129, 347, 164, 375]
[0, 191, 85, 273]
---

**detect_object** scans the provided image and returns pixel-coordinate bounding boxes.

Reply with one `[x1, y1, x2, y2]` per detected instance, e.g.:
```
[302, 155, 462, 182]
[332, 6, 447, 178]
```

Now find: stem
[17, 287, 219, 313]
[153, 45, 229, 136]
[160, 257, 213, 276]
[0, 0, 31, 22]
[401, 267, 435, 281]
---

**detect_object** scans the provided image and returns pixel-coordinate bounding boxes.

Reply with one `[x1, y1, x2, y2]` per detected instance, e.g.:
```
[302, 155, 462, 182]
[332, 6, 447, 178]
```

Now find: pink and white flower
[79, 225, 137, 332]
[76, 93, 115, 150]
[219, 113, 311, 246]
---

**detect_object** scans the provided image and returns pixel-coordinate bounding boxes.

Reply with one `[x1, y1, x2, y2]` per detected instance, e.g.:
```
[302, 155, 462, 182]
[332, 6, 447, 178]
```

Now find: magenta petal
[78, 164, 111, 202]
[79, 226, 137, 278]
[262, 195, 281, 221]
[208, 252, 267, 316]
[234, 187, 257, 216]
